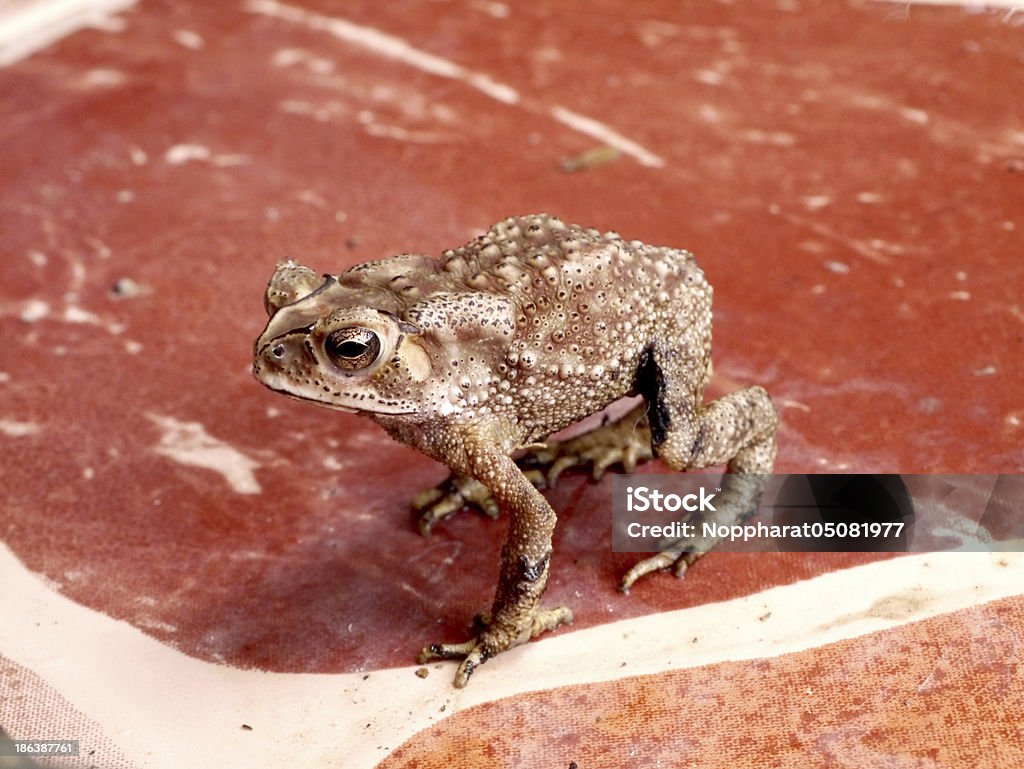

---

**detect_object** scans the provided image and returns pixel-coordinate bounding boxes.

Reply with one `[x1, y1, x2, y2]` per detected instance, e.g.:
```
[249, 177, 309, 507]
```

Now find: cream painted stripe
[244, 0, 665, 167]
[0, 0, 137, 67]
[1, 544, 1021, 768]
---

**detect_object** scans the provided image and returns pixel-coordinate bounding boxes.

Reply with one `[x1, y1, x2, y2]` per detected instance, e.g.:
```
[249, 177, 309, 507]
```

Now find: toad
[253, 214, 777, 687]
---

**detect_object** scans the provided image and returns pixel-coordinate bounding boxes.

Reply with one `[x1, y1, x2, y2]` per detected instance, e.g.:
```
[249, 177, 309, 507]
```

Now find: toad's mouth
[254, 379, 358, 414]
[252, 362, 419, 416]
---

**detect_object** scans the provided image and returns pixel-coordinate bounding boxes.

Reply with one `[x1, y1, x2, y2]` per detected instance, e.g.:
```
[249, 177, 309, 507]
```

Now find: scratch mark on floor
[245, 0, 664, 167]
[776, 211, 896, 265]
[548, 106, 665, 168]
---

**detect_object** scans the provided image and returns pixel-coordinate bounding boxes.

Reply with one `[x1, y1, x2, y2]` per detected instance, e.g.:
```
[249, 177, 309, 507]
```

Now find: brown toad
[253, 214, 777, 687]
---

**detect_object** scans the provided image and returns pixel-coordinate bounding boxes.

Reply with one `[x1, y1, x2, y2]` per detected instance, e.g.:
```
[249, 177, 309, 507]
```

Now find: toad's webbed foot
[413, 469, 549, 535]
[523, 405, 653, 486]
[621, 548, 703, 592]
[621, 471, 771, 591]
[419, 604, 573, 688]
[413, 474, 499, 536]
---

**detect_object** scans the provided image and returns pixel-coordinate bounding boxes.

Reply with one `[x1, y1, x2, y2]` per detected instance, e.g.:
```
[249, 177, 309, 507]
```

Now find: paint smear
[146, 412, 262, 494]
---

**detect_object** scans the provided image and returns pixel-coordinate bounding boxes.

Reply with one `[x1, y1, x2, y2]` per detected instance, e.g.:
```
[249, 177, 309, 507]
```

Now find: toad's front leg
[418, 451, 572, 687]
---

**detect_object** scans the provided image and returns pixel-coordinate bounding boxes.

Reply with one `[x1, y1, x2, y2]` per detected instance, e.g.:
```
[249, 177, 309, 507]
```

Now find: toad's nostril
[272, 344, 285, 358]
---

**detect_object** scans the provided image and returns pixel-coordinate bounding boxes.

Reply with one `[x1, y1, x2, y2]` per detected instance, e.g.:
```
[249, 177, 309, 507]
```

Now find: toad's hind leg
[622, 343, 778, 591]
[656, 385, 777, 475]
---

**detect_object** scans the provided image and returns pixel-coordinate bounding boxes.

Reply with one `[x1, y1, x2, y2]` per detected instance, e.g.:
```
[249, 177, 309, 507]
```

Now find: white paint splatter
[14, 301, 128, 334]
[322, 455, 345, 471]
[694, 69, 725, 86]
[741, 129, 797, 147]
[0, 0, 137, 68]
[698, 104, 723, 123]
[801, 195, 832, 209]
[146, 413, 262, 494]
[273, 47, 335, 73]
[164, 144, 250, 167]
[0, 420, 41, 437]
[362, 122, 452, 144]
[63, 305, 105, 325]
[635, 19, 681, 47]
[173, 29, 204, 50]
[80, 68, 125, 88]
[278, 98, 346, 122]
[20, 300, 50, 323]
[799, 240, 828, 254]
[136, 617, 179, 633]
[165, 144, 211, 164]
[471, 0, 511, 19]
[294, 190, 326, 208]
[900, 106, 929, 125]
[781, 399, 811, 412]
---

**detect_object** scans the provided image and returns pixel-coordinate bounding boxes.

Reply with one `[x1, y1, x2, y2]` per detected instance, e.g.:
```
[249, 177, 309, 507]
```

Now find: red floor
[1, 1, 1022, 767]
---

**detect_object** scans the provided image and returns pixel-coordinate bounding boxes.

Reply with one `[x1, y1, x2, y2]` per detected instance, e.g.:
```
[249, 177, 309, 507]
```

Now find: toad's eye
[324, 327, 381, 370]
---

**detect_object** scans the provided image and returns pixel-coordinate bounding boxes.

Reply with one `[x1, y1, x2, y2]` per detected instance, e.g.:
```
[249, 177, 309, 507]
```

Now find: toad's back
[440, 215, 714, 438]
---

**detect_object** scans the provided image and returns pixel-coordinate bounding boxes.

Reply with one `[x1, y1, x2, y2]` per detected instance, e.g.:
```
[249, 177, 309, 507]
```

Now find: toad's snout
[252, 334, 315, 384]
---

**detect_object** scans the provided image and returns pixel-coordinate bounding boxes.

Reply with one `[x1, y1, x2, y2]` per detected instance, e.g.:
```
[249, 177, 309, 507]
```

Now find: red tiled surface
[1, 1, 1022, 767]
[380, 595, 1024, 769]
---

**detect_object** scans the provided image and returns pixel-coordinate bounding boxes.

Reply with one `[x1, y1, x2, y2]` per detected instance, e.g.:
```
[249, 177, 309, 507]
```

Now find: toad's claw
[621, 473, 769, 591]
[419, 605, 573, 687]
[418, 640, 487, 688]
[544, 438, 648, 486]
[413, 470, 548, 535]
[526, 409, 653, 487]
[620, 547, 701, 592]
[413, 474, 499, 536]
